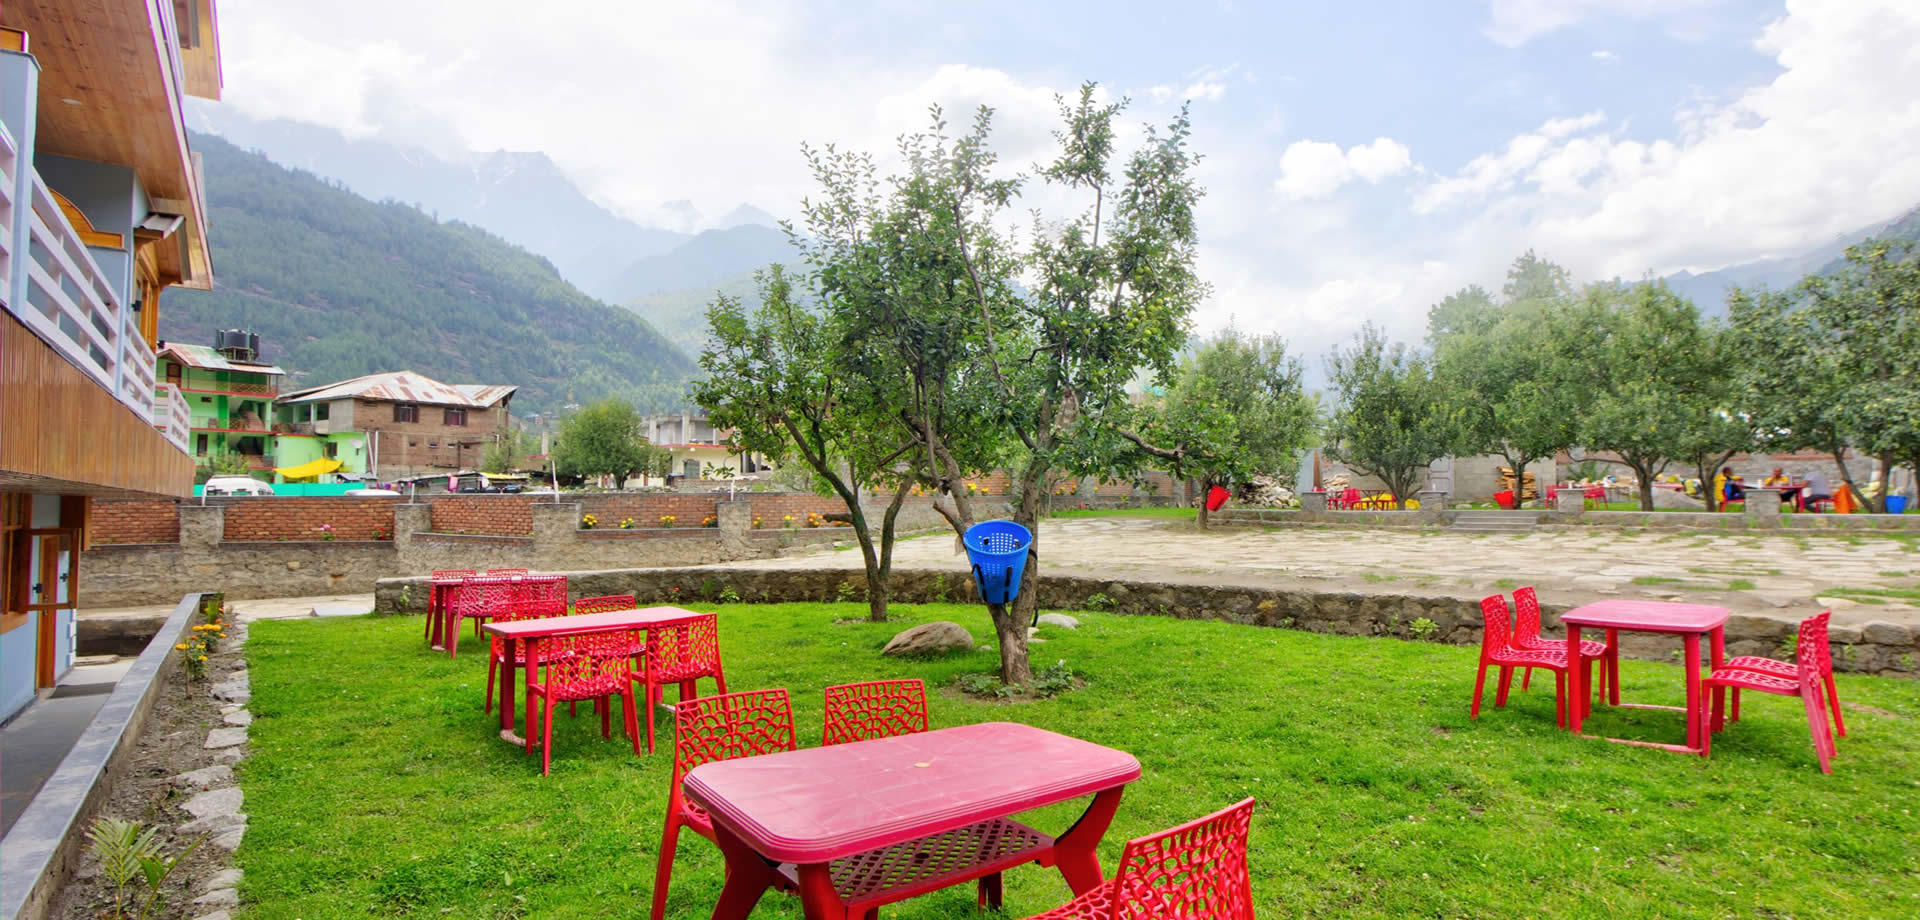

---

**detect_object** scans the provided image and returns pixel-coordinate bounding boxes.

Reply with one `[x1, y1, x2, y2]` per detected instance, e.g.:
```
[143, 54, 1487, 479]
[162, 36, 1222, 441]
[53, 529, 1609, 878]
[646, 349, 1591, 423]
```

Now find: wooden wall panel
[0, 313, 195, 498]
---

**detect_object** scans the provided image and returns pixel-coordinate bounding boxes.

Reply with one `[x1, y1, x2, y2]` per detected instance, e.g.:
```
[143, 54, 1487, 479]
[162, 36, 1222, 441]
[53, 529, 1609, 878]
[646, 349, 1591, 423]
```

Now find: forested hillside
[163, 134, 695, 414]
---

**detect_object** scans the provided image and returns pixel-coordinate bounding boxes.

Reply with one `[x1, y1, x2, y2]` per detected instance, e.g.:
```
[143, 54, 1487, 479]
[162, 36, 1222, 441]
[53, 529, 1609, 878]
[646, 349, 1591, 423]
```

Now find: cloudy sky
[214, 0, 1920, 359]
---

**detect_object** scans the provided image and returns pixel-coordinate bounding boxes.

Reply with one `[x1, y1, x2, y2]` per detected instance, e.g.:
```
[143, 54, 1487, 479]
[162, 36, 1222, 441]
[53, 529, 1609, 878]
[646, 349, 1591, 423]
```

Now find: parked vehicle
[203, 476, 274, 496]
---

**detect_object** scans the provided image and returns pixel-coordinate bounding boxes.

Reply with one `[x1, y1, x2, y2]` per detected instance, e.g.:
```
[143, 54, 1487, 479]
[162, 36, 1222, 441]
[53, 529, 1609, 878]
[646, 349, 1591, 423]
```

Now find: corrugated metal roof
[157, 343, 286, 375]
[279, 371, 516, 408]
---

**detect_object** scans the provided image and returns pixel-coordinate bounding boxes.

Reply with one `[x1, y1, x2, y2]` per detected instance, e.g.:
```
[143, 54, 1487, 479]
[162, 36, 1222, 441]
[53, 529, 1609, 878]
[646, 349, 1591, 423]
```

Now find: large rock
[882, 622, 974, 657]
[183, 787, 243, 821]
[1038, 613, 1080, 630]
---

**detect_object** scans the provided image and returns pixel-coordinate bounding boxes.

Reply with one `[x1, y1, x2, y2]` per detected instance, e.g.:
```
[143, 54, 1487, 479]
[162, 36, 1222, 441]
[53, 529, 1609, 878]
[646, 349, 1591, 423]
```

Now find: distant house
[643, 411, 771, 481]
[278, 372, 516, 479]
[158, 334, 285, 472]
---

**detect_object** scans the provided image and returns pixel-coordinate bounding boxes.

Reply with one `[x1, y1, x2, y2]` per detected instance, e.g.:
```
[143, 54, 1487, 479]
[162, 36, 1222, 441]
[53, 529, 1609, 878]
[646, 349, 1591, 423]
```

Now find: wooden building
[0, 2, 222, 722]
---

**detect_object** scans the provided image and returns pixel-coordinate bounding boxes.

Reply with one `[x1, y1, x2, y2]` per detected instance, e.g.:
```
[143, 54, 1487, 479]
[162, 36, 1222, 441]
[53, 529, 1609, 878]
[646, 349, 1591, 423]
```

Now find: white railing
[153, 383, 192, 452]
[12, 172, 125, 392]
[3, 167, 171, 452]
[0, 116, 15, 309]
[122, 331, 156, 418]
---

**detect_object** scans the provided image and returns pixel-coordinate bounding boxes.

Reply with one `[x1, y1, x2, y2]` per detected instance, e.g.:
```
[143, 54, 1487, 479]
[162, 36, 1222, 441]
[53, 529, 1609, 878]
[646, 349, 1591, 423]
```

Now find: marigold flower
[175, 643, 188, 650]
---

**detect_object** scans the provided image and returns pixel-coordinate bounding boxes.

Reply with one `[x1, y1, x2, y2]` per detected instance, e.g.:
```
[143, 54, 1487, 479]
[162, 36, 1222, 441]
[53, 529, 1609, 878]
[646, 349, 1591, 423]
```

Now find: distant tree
[195, 451, 255, 483]
[1797, 238, 1920, 511]
[1431, 255, 1582, 507]
[693, 266, 919, 622]
[551, 400, 648, 488]
[1118, 331, 1318, 528]
[1726, 285, 1865, 502]
[1669, 322, 1758, 512]
[1555, 283, 1720, 510]
[1324, 325, 1467, 508]
[480, 425, 537, 474]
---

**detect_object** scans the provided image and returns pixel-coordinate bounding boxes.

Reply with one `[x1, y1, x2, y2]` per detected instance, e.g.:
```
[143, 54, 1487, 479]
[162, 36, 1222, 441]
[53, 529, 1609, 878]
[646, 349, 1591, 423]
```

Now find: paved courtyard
[745, 516, 1920, 627]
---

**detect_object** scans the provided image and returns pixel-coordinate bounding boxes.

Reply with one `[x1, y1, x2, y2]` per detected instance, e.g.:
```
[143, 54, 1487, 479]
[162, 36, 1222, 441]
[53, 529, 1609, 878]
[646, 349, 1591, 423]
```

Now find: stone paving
[740, 516, 1920, 628]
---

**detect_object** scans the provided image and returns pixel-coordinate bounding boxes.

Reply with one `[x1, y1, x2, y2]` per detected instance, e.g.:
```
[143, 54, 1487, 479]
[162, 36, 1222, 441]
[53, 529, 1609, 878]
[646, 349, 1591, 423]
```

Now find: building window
[200, 396, 212, 404]
[324, 442, 338, 459]
[165, 362, 181, 386]
[315, 403, 330, 421]
[444, 408, 468, 427]
[195, 434, 208, 456]
[393, 404, 418, 423]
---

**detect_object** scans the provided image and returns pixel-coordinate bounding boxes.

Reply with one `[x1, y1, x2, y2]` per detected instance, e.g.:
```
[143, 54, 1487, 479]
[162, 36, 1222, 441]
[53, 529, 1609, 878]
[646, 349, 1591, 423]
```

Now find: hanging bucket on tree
[964, 520, 1032, 606]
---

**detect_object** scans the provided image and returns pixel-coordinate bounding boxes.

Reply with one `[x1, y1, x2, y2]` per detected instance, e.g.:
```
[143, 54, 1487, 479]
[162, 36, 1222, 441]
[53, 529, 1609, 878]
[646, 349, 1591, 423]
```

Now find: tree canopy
[551, 400, 650, 486]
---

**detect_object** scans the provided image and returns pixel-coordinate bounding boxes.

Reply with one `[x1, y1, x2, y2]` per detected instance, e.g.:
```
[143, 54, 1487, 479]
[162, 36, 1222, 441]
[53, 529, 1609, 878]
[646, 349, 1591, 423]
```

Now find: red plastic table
[426, 577, 467, 649]
[684, 721, 1141, 920]
[481, 606, 702, 745]
[1564, 600, 1728, 754]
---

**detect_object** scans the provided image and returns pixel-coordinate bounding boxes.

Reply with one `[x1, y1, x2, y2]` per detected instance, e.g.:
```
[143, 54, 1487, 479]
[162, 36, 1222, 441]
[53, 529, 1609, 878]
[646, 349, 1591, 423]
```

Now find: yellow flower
[197, 655, 209, 661]
[175, 643, 188, 650]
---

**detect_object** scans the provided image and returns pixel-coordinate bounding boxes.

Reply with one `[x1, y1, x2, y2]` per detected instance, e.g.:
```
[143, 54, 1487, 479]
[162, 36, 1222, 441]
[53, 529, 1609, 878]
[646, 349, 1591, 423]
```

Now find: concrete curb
[1, 592, 207, 920]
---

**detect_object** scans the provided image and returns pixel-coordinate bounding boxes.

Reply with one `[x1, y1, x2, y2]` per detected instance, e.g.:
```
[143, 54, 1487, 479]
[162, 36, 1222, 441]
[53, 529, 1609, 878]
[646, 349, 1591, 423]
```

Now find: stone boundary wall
[0, 592, 206, 920]
[1216, 505, 1920, 532]
[78, 501, 885, 607]
[372, 567, 1919, 676]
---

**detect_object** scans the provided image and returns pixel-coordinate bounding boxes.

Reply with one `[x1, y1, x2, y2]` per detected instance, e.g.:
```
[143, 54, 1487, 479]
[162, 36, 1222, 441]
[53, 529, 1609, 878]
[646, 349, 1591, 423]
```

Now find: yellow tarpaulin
[273, 457, 343, 480]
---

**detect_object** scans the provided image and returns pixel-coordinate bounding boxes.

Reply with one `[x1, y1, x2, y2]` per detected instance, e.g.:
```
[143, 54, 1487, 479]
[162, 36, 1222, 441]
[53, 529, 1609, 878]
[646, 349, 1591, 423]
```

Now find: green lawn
[240, 605, 1920, 919]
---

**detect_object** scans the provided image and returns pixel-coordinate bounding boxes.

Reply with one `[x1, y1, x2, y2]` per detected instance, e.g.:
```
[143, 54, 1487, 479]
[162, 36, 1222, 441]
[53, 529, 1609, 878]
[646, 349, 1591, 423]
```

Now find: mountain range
[186, 105, 789, 304]
[163, 133, 696, 415]
[1661, 204, 1920, 313]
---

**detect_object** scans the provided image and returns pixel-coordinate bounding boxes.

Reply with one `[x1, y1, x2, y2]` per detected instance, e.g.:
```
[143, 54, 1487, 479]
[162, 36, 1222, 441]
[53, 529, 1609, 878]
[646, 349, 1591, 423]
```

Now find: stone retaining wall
[373, 566, 1919, 676]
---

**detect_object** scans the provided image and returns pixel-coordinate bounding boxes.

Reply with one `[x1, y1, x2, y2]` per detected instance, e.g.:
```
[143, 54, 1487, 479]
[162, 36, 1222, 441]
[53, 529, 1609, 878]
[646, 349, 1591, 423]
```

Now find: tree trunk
[997, 457, 1047, 687]
[1636, 464, 1655, 511]
[1874, 452, 1895, 513]
[849, 516, 888, 623]
[1196, 476, 1212, 530]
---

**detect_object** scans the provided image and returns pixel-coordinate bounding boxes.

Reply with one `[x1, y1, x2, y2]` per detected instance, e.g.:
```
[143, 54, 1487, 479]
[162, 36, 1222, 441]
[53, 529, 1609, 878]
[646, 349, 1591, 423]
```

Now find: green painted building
[158, 338, 284, 475]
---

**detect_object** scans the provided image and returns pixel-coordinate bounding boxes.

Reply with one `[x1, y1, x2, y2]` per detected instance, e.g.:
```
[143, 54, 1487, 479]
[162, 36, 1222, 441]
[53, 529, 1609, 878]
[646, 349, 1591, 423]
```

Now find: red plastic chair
[488, 567, 530, 576]
[1020, 798, 1256, 920]
[1471, 595, 1574, 727]
[468, 570, 535, 635]
[1511, 587, 1613, 701]
[523, 628, 644, 774]
[1332, 487, 1362, 510]
[444, 576, 518, 659]
[483, 582, 571, 714]
[1704, 615, 1838, 773]
[1720, 610, 1845, 738]
[652, 689, 800, 920]
[823, 679, 930, 746]
[427, 570, 475, 641]
[641, 613, 728, 752]
[574, 594, 637, 615]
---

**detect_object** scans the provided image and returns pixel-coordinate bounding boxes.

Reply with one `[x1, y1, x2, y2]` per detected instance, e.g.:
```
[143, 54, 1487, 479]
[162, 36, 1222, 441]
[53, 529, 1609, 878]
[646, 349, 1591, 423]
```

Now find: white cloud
[1590, 49, 1618, 62]
[1273, 137, 1413, 200]
[1484, 0, 1722, 47]
[1424, 0, 1920, 279]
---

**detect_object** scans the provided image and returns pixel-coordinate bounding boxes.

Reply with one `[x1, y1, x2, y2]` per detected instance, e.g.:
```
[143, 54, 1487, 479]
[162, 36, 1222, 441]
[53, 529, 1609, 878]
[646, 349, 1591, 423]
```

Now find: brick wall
[430, 496, 534, 536]
[90, 500, 180, 544]
[362, 397, 506, 477]
[223, 497, 400, 541]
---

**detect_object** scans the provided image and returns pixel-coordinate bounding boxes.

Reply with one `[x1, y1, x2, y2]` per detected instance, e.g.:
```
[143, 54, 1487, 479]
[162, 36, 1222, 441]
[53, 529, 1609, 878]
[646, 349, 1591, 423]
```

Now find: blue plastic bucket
[963, 520, 1032, 605]
[1889, 496, 1909, 515]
